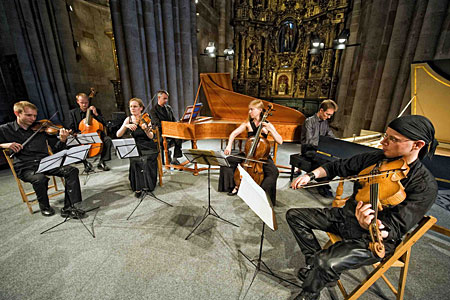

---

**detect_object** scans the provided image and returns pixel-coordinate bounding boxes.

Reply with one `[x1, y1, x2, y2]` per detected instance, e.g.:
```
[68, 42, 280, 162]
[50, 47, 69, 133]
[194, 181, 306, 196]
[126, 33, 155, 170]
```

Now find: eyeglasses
[381, 133, 411, 144]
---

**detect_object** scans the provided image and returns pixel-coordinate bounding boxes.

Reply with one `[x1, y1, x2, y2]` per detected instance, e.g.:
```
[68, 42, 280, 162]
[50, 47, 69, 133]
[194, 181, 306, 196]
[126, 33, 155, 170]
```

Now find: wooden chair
[3, 148, 65, 214]
[153, 127, 163, 186]
[325, 183, 437, 300]
[326, 215, 436, 300]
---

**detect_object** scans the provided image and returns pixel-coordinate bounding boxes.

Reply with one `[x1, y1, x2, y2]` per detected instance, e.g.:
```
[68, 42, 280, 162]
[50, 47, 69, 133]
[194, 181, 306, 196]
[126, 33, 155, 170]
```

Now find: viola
[234, 104, 273, 186]
[356, 158, 410, 258]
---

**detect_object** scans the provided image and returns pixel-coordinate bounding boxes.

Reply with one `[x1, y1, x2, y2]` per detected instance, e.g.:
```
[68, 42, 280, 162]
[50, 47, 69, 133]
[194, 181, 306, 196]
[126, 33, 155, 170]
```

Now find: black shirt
[322, 151, 438, 242]
[150, 104, 176, 131]
[0, 121, 66, 170]
[68, 107, 106, 133]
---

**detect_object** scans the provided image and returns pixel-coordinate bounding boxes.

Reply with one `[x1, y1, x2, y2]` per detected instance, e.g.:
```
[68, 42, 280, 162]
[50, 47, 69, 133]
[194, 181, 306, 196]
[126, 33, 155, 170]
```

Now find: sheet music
[237, 165, 276, 230]
[66, 133, 102, 146]
[37, 152, 65, 173]
[182, 149, 229, 167]
[112, 138, 139, 159]
[63, 144, 91, 166]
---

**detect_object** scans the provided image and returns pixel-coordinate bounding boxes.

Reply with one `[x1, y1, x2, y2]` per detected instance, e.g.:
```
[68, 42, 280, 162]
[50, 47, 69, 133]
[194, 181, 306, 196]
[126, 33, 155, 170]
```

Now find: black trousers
[160, 137, 182, 164]
[17, 164, 82, 209]
[218, 154, 279, 205]
[100, 133, 112, 162]
[286, 207, 387, 294]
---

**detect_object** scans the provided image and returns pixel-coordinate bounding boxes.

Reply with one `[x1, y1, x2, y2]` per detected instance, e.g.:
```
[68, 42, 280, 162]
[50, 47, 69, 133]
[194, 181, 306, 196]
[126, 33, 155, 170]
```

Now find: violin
[234, 104, 273, 186]
[137, 113, 152, 130]
[355, 158, 410, 258]
[31, 119, 63, 135]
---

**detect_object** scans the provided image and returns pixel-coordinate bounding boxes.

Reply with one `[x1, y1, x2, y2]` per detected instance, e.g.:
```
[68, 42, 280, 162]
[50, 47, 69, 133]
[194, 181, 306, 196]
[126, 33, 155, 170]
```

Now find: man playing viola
[68, 92, 112, 171]
[287, 115, 438, 300]
[0, 101, 85, 218]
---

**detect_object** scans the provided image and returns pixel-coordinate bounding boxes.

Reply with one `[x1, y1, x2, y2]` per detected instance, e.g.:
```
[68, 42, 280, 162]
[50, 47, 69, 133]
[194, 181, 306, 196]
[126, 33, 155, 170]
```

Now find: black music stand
[235, 165, 300, 299]
[40, 145, 100, 238]
[183, 149, 239, 240]
[112, 138, 172, 220]
[67, 133, 103, 184]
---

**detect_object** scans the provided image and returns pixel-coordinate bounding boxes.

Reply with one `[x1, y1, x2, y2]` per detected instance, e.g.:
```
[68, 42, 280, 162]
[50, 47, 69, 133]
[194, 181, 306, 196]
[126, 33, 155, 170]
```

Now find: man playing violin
[287, 115, 438, 300]
[0, 101, 85, 218]
[68, 92, 113, 171]
[149, 90, 182, 165]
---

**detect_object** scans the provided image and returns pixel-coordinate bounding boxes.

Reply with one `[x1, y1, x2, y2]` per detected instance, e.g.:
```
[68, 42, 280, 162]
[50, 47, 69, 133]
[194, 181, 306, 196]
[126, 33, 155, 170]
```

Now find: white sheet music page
[63, 144, 91, 166]
[66, 133, 102, 146]
[237, 164, 276, 230]
[37, 151, 65, 173]
[112, 138, 139, 159]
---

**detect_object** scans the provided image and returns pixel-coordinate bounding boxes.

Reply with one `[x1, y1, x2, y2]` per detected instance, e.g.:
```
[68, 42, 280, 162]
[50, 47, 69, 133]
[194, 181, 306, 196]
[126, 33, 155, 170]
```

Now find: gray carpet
[0, 140, 449, 300]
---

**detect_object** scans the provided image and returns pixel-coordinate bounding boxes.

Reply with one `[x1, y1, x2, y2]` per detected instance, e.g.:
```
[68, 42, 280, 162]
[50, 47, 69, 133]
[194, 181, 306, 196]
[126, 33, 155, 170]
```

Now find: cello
[233, 104, 273, 186]
[78, 88, 104, 157]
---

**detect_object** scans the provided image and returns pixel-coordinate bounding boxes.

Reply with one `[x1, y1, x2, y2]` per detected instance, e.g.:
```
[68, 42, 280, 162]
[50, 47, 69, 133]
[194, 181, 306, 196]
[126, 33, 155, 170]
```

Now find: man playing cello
[68, 92, 112, 171]
[287, 115, 438, 300]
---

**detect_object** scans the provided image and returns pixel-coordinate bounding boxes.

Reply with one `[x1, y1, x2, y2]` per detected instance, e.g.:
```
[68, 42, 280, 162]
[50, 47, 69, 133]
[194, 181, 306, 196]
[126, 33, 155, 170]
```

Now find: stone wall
[70, 0, 117, 120]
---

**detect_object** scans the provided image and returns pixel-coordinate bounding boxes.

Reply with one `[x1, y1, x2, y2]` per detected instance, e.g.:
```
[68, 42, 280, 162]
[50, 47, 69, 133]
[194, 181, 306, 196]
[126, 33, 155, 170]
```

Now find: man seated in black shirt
[287, 115, 438, 300]
[300, 99, 338, 198]
[0, 101, 85, 218]
[149, 90, 182, 165]
[68, 93, 112, 171]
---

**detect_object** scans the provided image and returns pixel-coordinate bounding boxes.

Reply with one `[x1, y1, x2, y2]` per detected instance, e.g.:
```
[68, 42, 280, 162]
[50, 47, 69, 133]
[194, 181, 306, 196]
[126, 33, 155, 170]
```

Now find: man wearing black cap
[287, 115, 438, 300]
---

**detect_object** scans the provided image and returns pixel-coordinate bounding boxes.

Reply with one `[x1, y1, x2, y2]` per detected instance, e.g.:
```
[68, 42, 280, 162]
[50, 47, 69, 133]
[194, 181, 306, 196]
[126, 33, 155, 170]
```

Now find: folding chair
[153, 127, 163, 186]
[3, 148, 65, 214]
[325, 185, 437, 300]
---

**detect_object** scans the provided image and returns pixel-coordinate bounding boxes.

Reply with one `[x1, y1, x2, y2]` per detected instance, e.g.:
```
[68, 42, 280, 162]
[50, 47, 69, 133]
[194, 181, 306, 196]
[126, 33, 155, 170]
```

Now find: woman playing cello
[218, 99, 283, 205]
[116, 98, 158, 197]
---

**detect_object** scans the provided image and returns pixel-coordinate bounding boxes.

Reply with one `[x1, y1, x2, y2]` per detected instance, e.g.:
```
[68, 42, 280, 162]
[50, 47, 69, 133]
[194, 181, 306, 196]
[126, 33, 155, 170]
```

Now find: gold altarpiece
[232, 0, 350, 114]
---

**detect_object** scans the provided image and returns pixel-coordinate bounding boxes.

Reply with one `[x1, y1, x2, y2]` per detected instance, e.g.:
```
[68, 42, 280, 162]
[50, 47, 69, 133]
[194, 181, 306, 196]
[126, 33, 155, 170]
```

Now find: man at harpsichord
[300, 99, 338, 197]
[149, 90, 183, 165]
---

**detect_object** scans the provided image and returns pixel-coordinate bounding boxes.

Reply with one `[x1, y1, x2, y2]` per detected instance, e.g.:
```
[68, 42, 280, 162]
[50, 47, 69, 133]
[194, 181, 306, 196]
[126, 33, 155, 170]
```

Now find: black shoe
[227, 188, 238, 196]
[97, 161, 110, 171]
[134, 191, 142, 198]
[170, 158, 180, 165]
[61, 207, 86, 219]
[39, 204, 55, 217]
[293, 290, 320, 300]
[297, 265, 312, 282]
[83, 161, 94, 173]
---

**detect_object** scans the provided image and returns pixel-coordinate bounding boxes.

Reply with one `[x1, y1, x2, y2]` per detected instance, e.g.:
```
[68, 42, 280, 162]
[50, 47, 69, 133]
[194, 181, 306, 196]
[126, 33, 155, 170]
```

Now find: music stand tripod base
[183, 149, 240, 240]
[41, 206, 99, 238]
[127, 189, 172, 220]
[239, 223, 300, 299]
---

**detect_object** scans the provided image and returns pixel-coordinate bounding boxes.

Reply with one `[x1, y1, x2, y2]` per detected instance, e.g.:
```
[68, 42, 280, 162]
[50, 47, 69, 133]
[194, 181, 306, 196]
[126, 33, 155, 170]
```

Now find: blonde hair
[75, 93, 87, 100]
[248, 100, 265, 121]
[129, 97, 144, 108]
[13, 101, 37, 114]
[319, 99, 338, 112]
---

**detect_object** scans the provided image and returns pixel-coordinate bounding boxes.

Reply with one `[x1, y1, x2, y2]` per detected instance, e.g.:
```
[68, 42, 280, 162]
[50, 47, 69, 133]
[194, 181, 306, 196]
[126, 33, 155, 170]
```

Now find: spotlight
[223, 45, 234, 60]
[204, 42, 216, 58]
[333, 29, 350, 49]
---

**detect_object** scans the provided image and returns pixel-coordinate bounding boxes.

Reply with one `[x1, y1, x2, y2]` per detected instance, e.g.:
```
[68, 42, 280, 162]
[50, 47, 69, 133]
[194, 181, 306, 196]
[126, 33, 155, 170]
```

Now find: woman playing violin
[0, 101, 85, 218]
[218, 99, 283, 205]
[116, 98, 158, 197]
[287, 115, 438, 300]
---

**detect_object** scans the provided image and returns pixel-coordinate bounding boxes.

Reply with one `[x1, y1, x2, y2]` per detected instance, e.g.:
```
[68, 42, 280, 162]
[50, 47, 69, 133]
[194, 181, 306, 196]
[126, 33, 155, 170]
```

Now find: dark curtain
[110, 0, 198, 118]
[335, 0, 450, 137]
[1, 0, 80, 124]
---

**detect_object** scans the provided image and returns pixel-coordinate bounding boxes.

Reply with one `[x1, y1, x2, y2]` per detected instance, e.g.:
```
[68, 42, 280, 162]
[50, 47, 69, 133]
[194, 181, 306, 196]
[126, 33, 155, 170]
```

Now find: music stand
[180, 103, 203, 122]
[112, 139, 172, 220]
[67, 133, 103, 183]
[183, 149, 239, 240]
[236, 165, 300, 299]
[40, 145, 100, 238]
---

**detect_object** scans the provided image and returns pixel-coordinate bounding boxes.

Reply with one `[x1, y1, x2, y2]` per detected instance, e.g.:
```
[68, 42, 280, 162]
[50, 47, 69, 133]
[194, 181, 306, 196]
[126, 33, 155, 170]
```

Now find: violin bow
[298, 167, 408, 189]
[10, 111, 59, 158]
